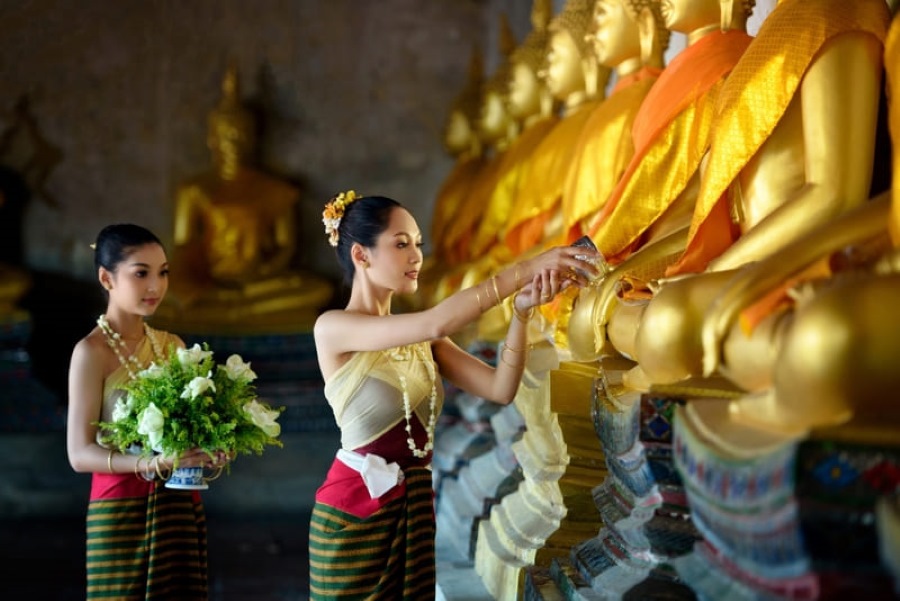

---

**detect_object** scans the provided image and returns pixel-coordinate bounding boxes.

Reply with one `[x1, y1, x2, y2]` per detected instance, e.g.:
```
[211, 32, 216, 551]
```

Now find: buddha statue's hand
[700, 193, 893, 376]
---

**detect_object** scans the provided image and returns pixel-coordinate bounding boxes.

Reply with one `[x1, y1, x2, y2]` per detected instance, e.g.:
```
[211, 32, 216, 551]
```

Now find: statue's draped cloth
[588, 30, 754, 263]
[670, 0, 891, 275]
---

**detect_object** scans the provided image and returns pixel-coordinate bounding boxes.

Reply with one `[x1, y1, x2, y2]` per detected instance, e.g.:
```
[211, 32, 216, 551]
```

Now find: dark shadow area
[0, 513, 313, 601]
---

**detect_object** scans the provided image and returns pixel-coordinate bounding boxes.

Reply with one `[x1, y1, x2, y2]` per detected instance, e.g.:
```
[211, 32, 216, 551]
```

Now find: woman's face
[368, 207, 423, 295]
[104, 243, 169, 317]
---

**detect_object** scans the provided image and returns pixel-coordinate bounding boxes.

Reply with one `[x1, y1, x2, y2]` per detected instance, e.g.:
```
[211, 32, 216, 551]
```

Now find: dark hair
[94, 223, 164, 272]
[334, 195, 402, 285]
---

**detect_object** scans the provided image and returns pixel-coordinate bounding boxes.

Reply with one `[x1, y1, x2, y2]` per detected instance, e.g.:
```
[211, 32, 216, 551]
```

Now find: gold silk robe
[671, 0, 892, 275]
[442, 149, 508, 266]
[432, 154, 488, 264]
[503, 99, 604, 256]
[563, 67, 662, 244]
[588, 30, 753, 263]
[470, 116, 559, 259]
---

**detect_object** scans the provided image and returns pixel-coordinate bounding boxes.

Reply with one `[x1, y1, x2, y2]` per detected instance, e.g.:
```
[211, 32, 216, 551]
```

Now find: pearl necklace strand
[393, 343, 439, 459]
[97, 315, 163, 380]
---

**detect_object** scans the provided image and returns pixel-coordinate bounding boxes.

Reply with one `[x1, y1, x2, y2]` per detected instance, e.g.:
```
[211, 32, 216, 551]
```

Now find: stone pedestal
[477, 360, 605, 599]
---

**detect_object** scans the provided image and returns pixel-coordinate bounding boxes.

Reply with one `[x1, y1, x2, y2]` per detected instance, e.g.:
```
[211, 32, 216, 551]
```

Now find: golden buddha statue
[466, 0, 559, 269]
[435, 14, 518, 307]
[430, 46, 486, 264]
[551, 0, 670, 352]
[0, 263, 30, 320]
[502, 0, 611, 259]
[415, 46, 487, 311]
[561, 0, 669, 246]
[677, 1, 897, 454]
[451, 0, 563, 342]
[615, 0, 890, 391]
[568, 0, 755, 363]
[154, 64, 333, 335]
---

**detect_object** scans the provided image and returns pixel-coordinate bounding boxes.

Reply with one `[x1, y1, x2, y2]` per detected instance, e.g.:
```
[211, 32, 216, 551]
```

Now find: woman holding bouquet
[67, 223, 224, 600]
[309, 191, 600, 599]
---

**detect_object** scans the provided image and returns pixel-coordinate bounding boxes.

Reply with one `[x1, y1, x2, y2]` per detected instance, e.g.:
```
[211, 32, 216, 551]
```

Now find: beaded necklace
[391, 343, 439, 459]
[97, 315, 163, 381]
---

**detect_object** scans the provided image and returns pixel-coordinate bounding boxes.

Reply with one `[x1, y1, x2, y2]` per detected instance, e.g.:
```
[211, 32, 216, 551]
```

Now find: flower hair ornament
[323, 190, 361, 247]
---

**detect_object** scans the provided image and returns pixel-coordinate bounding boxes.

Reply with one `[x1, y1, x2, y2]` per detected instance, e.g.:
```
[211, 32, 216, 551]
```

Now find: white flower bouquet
[98, 343, 283, 471]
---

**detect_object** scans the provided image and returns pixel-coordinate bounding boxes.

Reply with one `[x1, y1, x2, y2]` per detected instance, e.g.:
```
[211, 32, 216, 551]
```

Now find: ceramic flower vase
[165, 466, 209, 490]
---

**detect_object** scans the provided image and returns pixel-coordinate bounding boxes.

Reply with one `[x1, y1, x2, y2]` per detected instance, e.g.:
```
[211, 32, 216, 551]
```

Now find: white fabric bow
[337, 449, 404, 499]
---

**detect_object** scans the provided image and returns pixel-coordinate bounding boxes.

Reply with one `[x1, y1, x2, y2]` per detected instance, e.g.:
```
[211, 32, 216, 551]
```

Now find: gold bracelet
[502, 340, 529, 354]
[490, 275, 502, 306]
[512, 296, 534, 323]
[475, 287, 484, 313]
[133, 456, 142, 478]
[513, 264, 522, 289]
[499, 353, 522, 368]
[153, 456, 170, 481]
[107, 449, 115, 474]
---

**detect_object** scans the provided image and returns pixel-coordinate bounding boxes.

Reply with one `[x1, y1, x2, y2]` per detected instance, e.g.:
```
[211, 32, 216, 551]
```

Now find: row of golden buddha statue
[428, 0, 900, 598]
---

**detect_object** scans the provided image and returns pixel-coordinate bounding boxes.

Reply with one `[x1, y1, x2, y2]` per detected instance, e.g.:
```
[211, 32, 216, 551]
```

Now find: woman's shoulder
[69, 328, 107, 368]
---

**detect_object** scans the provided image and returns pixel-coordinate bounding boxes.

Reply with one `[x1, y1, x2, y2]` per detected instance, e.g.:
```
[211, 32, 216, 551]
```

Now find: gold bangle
[499, 353, 522, 368]
[490, 275, 502, 306]
[513, 264, 522, 289]
[205, 465, 225, 482]
[475, 287, 484, 313]
[512, 296, 534, 323]
[502, 340, 529, 354]
[133, 456, 142, 478]
[153, 456, 170, 481]
[107, 449, 115, 474]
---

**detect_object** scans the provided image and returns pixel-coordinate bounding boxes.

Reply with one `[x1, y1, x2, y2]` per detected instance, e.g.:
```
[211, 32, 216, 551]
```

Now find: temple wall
[0, 0, 537, 283]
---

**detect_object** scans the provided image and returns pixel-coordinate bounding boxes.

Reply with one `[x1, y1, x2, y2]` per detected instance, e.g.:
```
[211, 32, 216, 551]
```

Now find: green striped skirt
[86, 483, 208, 600]
[309, 463, 436, 600]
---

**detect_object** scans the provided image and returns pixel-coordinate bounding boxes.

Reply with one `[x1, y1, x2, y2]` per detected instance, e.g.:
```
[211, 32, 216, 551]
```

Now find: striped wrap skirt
[85, 473, 208, 600]
[309, 459, 436, 600]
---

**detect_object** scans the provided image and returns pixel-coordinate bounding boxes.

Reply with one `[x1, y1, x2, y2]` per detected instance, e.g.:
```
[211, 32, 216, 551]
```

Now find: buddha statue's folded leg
[628, 269, 740, 385]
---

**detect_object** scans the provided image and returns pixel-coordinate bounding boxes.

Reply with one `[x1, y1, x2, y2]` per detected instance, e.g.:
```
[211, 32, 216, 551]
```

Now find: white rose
[176, 343, 213, 368]
[181, 372, 216, 400]
[137, 403, 165, 452]
[111, 397, 131, 422]
[243, 399, 281, 438]
[137, 362, 165, 379]
[222, 354, 257, 382]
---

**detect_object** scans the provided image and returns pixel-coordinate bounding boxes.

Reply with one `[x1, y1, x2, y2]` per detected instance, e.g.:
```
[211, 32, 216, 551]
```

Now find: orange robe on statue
[442, 149, 508, 267]
[563, 66, 662, 245]
[432, 154, 488, 265]
[668, 0, 891, 277]
[470, 115, 559, 260]
[587, 30, 753, 264]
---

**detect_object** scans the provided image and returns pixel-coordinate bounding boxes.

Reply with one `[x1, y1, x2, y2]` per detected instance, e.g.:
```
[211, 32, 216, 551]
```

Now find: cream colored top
[323, 342, 445, 451]
[97, 327, 179, 445]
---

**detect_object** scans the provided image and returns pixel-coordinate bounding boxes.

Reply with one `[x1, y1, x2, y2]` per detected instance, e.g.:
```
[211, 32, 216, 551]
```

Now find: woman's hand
[160, 447, 230, 470]
[520, 245, 602, 292]
[514, 266, 590, 313]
